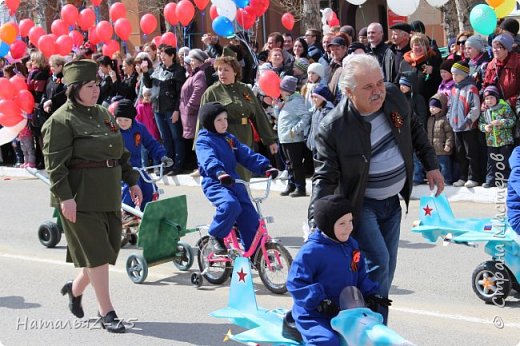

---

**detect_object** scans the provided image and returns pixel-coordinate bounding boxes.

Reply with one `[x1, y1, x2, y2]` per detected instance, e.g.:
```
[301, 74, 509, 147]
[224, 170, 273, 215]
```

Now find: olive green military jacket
[42, 101, 138, 211]
[200, 82, 277, 147]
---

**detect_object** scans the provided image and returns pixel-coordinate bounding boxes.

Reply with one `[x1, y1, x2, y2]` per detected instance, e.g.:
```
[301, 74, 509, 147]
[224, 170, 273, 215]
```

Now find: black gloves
[365, 294, 392, 312]
[265, 167, 279, 179]
[160, 156, 174, 167]
[217, 171, 234, 186]
[316, 299, 339, 317]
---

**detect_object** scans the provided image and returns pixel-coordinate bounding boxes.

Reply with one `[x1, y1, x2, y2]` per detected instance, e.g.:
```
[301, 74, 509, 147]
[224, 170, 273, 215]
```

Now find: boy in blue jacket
[115, 99, 173, 211]
[287, 195, 391, 345]
[195, 102, 278, 253]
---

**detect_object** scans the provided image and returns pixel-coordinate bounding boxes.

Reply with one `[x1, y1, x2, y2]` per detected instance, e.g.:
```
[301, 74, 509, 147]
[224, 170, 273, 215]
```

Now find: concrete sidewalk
[0, 166, 502, 204]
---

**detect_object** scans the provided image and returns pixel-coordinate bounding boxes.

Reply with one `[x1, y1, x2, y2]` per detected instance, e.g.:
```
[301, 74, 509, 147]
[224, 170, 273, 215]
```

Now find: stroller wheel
[191, 272, 203, 287]
[38, 221, 62, 248]
[126, 254, 148, 284]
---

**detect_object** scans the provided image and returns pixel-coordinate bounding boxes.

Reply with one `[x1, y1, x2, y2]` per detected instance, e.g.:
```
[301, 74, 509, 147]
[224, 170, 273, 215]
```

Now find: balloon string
[359, 5, 367, 28]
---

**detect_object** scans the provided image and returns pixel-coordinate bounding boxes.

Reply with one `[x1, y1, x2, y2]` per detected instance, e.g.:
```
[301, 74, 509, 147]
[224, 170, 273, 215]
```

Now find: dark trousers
[486, 145, 514, 186]
[454, 129, 485, 183]
[281, 142, 306, 190]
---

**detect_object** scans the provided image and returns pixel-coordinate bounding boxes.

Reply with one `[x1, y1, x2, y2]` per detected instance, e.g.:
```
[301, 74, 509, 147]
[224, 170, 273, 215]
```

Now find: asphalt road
[0, 176, 519, 346]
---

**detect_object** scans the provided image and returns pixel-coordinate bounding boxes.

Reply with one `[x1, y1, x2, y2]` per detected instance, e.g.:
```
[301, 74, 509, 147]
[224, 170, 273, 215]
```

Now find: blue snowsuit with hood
[121, 121, 166, 211]
[196, 129, 271, 250]
[287, 230, 379, 345]
[507, 147, 520, 235]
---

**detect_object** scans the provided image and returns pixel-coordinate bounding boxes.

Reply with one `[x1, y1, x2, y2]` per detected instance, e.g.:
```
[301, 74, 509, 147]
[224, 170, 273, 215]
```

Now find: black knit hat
[440, 59, 455, 73]
[199, 102, 227, 133]
[314, 195, 353, 242]
[114, 99, 137, 119]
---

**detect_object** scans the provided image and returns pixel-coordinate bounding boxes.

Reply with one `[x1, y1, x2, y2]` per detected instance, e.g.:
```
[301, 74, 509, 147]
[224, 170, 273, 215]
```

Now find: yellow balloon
[494, 0, 516, 18]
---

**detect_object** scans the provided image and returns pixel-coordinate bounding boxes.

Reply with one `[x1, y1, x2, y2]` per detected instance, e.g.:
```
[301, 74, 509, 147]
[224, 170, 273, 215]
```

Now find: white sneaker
[464, 180, 479, 188]
[452, 179, 466, 187]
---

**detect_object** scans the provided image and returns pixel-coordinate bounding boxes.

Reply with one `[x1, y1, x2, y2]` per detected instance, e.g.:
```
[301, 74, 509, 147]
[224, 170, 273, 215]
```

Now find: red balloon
[152, 36, 162, 47]
[88, 27, 101, 45]
[9, 40, 27, 60]
[247, 0, 263, 16]
[176, 0, 195, 27]
[209, 5, 219, 20]
[109, 2, 126, 22]
[56, 35, 73, 56]
[78, 8, 96, 31]
[258, 70, 280, 98]
[38, 34, 57, 58]
[236, 9, 255, 30]
[140, 14, 157, 35]
[194, 0, 210, 10]
[61, 4, 79, 26]
[51, 19, 68, 37]
[160, 32, 177, 47]
[114, 18, 132, 41]
[102, 40, 120, 57]
[91, 0, 102, 6]
[69, 30, 84, 47]
[9, 75, 27, 91]
[28, 26, 45, 46]
[260, 0, 270, 14]
[19, 19, 34, 38]
[0, 100, 22, 126]
[5, 0, 19, 15]
[96, 21, 113, 43]
[0, 78, 16, 100]
[164, 3, 178, 25]
[14, 89, 34, 114]
[281, 12, 294, 31]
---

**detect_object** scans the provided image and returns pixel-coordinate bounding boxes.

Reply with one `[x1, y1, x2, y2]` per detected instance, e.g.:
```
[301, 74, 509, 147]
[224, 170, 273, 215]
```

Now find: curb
[1, 166, 501, 204]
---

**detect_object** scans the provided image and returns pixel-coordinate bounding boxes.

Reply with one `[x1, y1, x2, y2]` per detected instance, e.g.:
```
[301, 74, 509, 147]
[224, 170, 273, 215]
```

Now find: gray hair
[339, 54, 383, 90]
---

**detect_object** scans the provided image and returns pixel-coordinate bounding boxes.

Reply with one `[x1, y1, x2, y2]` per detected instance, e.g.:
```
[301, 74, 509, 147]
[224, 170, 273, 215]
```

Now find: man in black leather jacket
[308, 54, 444, 324]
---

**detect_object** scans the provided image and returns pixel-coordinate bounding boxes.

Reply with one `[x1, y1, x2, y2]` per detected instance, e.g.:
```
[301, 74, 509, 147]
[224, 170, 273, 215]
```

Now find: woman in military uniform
[200, 56, 278, 180]
[42, 59, 142, 333]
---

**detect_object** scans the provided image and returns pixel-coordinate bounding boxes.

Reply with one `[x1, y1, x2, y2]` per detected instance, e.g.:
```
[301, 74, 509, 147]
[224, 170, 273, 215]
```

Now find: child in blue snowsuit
[195, 102, 278, 253]
[507, 146, 520, 235]
[287, 195, 392, 345]
[115, 99, 173, 211]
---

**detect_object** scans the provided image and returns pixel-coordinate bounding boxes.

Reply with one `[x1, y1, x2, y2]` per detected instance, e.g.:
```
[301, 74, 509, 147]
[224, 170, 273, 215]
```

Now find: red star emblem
[237, 268, 247, 282]
[423, 204, 433, 216]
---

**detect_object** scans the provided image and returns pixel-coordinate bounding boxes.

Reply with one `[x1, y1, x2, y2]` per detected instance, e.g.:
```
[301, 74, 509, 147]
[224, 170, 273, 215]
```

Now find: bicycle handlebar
[133, 164, 164, 183]
[234, 177, 276, 204]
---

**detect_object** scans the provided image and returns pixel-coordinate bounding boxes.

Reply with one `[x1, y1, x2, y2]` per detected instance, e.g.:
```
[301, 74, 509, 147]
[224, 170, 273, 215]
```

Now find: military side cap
[63, 59, 97, 85]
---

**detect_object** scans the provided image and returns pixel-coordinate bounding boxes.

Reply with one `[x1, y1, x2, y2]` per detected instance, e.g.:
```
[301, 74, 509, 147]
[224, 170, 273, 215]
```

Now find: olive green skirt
[60, 210, 122, 268]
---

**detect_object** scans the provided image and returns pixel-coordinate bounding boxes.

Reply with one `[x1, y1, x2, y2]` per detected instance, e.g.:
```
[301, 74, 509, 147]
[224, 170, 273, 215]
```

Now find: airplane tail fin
[419, 193, 454, 225]
[227, 256, 259, 313]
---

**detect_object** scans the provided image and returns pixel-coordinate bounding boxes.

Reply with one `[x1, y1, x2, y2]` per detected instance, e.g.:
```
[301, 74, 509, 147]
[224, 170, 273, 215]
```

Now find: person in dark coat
[40, 55, 67, 121]
[195, 102, 278, 253]
[309, 54, 443, 324]
[288, 195, 389, 345]
[42, 60, 142, 333]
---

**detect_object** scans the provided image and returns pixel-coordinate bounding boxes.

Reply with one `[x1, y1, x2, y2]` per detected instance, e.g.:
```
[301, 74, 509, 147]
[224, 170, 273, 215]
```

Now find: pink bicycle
[192, 178, 293, 294]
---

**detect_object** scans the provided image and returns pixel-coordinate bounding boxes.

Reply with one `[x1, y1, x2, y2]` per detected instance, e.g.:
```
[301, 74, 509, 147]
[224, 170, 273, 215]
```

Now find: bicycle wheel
[257, 242, 293, 294]
[197, 236, 232, 285]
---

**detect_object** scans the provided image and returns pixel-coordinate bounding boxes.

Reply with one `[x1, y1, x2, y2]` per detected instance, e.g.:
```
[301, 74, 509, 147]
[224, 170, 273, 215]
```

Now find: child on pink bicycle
[195, 102, 279, 254]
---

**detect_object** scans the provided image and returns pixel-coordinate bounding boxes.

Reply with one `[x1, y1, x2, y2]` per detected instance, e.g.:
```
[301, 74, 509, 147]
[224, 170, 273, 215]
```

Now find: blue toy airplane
[210, 256, 412, 345]
[412, 194, 520, 303]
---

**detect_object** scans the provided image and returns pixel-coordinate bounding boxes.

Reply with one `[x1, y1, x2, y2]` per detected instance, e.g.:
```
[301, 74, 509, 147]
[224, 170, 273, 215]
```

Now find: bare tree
[441, 0, 483, 38]
[271, 0, 322, 31]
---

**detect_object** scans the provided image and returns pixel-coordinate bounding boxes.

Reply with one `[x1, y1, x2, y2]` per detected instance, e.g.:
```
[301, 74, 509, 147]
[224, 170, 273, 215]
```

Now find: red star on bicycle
[237, 268, 247, 282]
[423, 204, 433, 216]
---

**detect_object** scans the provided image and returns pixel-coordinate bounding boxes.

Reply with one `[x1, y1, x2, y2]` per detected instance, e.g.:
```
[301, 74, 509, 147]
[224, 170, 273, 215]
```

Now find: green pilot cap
[63, 59, 97, 85]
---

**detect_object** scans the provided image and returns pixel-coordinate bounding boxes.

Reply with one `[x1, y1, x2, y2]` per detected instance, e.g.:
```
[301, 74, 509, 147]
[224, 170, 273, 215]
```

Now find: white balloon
[387, 0, 420, 16]
[216, 0, 237, 21]
[320, 8, 334, 21]
[346, 0, 368, 5]
[211, 0, 228, 7]
[322, 24, 330, 35]
[321, 16, 328, 25]
[426, 0, 449, 7]
[0, 118, 27, 146]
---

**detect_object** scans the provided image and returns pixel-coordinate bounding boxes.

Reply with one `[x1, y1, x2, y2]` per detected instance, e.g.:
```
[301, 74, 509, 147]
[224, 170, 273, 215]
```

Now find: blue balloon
[212, 16, 234, 38]
[0, 41, 9, 58]
[470, 4, 497, 36]
[234, 0, 250, 9]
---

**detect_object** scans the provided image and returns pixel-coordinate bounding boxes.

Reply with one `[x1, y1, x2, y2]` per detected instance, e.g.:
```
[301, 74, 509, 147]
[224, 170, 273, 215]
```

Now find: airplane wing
[451, 230, 515, 243]
[232, 324, 301, 345]
[411, 225, 468, 242]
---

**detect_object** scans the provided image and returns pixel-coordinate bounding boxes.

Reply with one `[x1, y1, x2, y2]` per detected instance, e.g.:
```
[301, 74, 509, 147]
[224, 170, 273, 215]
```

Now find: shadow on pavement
[129, 321, 235, 344]
[0, 296, 41, 309]
[399, 239, 436, 249]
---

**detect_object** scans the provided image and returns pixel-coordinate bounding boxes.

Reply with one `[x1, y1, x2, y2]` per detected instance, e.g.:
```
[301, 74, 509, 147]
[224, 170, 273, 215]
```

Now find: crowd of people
[1, 18, 519, 191]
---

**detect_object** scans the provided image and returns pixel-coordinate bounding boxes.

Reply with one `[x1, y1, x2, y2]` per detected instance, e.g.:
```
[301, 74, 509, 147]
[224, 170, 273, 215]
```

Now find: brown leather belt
[69, 159, 119, 170]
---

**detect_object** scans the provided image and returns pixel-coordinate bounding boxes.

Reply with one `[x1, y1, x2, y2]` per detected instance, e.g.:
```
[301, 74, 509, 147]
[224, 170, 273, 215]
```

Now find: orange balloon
[0, 22, 19, 45]
[486, 0, 505, 8]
